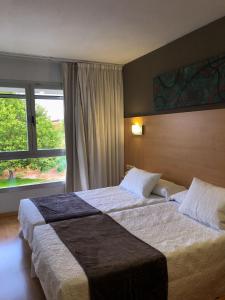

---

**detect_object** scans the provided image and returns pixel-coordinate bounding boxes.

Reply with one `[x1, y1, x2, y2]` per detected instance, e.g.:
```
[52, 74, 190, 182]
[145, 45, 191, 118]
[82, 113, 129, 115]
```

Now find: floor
[0, 215, 45, 300]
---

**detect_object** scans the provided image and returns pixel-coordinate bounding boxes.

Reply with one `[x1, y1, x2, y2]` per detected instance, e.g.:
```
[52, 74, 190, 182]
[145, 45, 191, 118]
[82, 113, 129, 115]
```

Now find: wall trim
[0, 181, 65, 194]
[0, 211, 17, 218]
[124, 103, 225, 118]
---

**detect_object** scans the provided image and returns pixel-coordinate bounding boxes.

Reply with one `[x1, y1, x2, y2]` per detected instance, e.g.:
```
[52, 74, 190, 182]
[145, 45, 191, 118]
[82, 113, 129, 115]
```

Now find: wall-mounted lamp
[131, 124, 143, 135]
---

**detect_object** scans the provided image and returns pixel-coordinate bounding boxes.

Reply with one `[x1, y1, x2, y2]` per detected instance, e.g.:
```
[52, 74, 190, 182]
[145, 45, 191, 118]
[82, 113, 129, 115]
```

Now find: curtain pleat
[63, 62, 124, 192]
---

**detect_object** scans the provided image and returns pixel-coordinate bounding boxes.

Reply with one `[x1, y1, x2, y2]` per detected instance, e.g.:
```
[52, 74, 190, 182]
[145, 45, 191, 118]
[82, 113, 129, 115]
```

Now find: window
[35, 88, 65, 150]
[0, 87, 28, 152]
[0, 83, 66, 189]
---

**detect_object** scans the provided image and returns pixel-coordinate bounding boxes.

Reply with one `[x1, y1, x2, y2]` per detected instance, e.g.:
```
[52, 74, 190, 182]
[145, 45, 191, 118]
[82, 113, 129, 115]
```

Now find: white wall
[0, 54, 64, 213]
[0, 183, 65, 213]
[0, 54, 62, 82]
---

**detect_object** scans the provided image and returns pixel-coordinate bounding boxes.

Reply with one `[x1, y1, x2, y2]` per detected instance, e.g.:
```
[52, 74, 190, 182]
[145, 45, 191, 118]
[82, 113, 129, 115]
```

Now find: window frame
[0, 80, 65, 161]
[0, 80, 66, 191]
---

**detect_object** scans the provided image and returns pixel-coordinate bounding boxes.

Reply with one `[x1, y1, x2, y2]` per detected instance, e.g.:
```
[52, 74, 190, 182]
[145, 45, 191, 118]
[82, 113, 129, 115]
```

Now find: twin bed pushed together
[19, 168, 179, 247]
[18, 167, 225, 300]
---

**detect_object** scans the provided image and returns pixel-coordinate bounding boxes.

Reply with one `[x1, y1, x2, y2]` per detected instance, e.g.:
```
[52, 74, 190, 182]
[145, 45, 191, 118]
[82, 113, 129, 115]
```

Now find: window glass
[35, 89, 65, 150]
[35, 88, 63, 97]
[0, 156, 66, 188]
[0, 86, 26, 95]
[0, 87, 28, 152]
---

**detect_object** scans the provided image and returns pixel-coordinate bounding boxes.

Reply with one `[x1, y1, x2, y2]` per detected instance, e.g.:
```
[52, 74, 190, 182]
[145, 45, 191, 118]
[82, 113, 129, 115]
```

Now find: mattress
[32, 202, 225, 300]
[18, 185, 165, 247]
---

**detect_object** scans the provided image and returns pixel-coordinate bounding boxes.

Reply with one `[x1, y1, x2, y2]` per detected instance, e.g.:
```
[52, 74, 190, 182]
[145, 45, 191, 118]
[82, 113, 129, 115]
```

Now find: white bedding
[18, 185, 165, 247]
[32, 202, 225, 300]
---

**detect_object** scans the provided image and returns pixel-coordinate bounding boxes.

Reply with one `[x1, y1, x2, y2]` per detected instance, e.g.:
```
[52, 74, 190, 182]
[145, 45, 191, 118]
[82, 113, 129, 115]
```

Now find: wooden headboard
[124, 108, 225, 188]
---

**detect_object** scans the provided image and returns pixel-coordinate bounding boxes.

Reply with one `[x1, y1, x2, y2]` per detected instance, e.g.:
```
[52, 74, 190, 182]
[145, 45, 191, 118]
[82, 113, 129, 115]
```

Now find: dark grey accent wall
[123, 16, 225, 117]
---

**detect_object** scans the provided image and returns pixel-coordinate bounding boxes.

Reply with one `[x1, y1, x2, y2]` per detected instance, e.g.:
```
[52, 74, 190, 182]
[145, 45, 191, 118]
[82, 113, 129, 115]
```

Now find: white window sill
[0, 181, 65, 193]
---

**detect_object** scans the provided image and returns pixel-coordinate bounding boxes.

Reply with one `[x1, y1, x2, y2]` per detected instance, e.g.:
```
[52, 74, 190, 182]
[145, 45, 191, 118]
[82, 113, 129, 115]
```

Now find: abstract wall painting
[153, 54, 225, 112]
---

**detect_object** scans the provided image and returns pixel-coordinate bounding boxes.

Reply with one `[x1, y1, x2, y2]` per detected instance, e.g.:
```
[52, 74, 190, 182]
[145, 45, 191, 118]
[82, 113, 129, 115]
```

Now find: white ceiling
[0, 0, 225, 64]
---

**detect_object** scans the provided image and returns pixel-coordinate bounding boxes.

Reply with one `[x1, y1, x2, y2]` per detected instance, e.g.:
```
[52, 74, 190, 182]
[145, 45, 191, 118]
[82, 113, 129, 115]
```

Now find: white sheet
[18, 185, 165, 247]
[32, 202, 225, 300]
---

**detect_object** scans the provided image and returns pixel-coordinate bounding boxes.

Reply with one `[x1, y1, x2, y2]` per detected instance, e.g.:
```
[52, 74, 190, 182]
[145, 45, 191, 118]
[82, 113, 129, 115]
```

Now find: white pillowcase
[120, 167, 161, 198]
[179, 177, 225, 230]
[169, 190, 188, 204]
[152, 179, 186, 200]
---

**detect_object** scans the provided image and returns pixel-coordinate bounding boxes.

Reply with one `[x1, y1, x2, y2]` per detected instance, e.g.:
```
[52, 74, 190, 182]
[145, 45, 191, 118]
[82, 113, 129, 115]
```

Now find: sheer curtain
[63, 62, 124, 192]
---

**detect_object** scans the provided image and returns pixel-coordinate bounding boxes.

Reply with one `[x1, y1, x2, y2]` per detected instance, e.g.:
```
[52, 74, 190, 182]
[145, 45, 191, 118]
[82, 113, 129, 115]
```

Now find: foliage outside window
[0, 84, 66, 189]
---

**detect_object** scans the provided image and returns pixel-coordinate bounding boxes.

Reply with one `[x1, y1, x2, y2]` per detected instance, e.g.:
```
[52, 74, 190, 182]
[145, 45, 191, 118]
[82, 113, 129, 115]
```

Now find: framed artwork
[153, 53, 225, 112]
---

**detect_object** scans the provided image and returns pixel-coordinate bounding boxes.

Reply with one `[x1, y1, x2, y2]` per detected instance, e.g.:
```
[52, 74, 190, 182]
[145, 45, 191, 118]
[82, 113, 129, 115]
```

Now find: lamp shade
[132, 124, 143, 135]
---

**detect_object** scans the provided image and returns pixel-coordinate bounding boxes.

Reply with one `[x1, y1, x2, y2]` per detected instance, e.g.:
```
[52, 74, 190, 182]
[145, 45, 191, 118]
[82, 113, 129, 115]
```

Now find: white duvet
[18, 186, 165, 246]
[32, 202, 225, 300]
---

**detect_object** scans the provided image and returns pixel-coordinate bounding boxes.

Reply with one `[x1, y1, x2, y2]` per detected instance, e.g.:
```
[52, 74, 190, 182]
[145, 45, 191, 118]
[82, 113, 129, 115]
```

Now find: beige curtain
[63, 62, 124, 192]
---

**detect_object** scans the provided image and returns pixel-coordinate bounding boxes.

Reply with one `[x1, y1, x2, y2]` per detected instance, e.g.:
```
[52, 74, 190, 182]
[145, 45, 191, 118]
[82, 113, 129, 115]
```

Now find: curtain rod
[0, 51, 124, 66]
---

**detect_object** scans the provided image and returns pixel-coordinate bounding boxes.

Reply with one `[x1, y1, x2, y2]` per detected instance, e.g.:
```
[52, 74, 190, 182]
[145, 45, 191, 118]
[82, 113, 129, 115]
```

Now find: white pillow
[152, 179, 186, 200]
[169, 190, 188, 204]
[120, 167, 161, 198]
[179, 178, 225, 230]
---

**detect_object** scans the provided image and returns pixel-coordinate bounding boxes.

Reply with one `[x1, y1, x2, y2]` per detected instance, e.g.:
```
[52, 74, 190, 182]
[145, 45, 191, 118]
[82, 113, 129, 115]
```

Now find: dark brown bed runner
[51, 214, 168, 300]
[31, 193, 102, 223]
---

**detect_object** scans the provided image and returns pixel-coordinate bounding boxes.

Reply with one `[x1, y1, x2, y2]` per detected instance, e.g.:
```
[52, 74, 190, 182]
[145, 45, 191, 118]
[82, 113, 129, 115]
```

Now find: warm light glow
[132, 124, 143, 135]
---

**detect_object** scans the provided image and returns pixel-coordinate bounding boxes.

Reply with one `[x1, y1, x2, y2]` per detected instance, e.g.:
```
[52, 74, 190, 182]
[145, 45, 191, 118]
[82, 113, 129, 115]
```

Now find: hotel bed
[31, 201, 225, 300]
[18, 185, 165, 247]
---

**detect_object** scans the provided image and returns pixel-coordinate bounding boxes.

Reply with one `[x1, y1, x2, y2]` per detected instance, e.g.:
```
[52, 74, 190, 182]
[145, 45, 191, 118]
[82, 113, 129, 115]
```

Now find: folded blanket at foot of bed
[31, 193, 102, 223]
[51, 214, 168, 300]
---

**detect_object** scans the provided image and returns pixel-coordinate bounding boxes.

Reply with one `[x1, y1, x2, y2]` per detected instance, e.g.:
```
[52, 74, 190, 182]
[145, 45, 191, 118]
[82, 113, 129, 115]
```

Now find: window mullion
[29, 84, 38, 153]
[25, 85, 34, 154]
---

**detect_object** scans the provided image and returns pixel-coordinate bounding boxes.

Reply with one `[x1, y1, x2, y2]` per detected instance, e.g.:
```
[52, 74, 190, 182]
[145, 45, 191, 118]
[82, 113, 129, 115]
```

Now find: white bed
[18, 185, 165, 247]
[32, 202, 225, 300]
